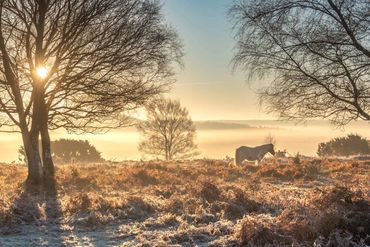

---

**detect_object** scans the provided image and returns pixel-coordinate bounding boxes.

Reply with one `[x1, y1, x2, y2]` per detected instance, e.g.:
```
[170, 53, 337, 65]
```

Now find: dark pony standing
[235, 144, 275, 165]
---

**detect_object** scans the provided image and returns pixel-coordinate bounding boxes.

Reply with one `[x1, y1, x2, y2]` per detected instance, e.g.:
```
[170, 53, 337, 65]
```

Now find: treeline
[317, 134, 370, 157]
[18, 133, 369, 164]
[19, 139, 103, 164]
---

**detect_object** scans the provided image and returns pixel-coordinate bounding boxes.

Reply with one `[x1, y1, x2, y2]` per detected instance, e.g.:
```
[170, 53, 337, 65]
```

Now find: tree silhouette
[0, 0, 182, 184]
[230, 0, 370, 126]
[317, 134, 370, 157]
[19, 139, 103, 163]
[137, 98, 199, 160]
[264, 133, 277, 147]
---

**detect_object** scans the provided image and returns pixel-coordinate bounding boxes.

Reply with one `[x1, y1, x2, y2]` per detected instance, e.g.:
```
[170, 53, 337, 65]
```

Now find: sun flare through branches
[35, 66, 48, 80]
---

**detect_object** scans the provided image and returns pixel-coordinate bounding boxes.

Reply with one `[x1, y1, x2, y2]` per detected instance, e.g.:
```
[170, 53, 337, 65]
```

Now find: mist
[1, 120, 368, 163]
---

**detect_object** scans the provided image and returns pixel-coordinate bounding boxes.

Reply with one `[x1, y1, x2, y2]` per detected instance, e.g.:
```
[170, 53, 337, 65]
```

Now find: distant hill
[195, 121, 264, 130]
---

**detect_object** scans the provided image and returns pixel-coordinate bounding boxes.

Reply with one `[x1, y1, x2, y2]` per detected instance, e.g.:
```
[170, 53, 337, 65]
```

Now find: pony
[235, 144, 275, 165]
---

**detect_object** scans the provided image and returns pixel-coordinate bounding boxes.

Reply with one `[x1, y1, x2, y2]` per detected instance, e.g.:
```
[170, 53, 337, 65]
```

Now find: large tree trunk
[39, 84, 55, 180]
[25, 80, 55, 184]
[22, 131, 43, 185]
[41, 125, 54, 180]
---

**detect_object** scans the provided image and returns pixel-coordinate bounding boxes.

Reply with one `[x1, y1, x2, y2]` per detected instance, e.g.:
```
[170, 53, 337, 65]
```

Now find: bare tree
[0, 0, 182, 184]
[264, 133, 277, 147]
[137, 98, 199, 160]
[230, 0, 370, 126]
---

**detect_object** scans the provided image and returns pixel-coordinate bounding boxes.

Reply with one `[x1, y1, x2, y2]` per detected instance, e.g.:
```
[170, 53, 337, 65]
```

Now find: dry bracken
[0, 158, 369, 246]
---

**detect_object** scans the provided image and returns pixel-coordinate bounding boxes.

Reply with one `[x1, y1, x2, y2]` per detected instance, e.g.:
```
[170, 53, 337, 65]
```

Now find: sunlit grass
[0, 158, 369, 245]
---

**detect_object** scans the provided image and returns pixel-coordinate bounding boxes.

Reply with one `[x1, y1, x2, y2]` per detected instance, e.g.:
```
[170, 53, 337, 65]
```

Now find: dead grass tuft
[222, 186, 262, 219]
[194, 179, 221, 203]
[252, 159, 322, 181]
[238, 215, 280, 245]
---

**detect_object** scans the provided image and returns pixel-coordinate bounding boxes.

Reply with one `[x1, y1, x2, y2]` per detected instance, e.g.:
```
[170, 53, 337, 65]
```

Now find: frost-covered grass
[0, 158, 369, 246]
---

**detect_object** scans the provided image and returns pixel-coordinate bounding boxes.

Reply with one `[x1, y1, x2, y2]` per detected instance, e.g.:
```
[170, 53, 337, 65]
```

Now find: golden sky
[163, 0, 271, 120]
[0, 1, 368, 163]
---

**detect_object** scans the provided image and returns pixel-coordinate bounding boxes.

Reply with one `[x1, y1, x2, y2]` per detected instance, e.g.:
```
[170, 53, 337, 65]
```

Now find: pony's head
[268, 144, 275, 156]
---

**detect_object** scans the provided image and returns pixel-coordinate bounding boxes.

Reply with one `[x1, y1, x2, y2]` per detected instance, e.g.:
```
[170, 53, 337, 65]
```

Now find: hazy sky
[163, 0, 271, 120]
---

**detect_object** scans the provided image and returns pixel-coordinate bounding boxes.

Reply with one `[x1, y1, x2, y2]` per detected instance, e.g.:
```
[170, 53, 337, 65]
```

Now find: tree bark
[41, 124, 54, 180]
[39, 82, 55, 180]
[26, 79, 55, 184]
[22, 131, 43, 185]
[21, 97, 55, 184]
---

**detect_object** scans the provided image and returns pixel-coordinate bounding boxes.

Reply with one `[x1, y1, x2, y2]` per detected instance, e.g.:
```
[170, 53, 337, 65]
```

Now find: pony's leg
[256, 157, 262, 165]
[235, 155, 242, 166]
[236, 151, 247, 166]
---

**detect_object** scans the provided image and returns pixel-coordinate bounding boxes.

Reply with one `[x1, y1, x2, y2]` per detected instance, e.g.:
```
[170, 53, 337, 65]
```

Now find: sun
[36, 66, 48, 79]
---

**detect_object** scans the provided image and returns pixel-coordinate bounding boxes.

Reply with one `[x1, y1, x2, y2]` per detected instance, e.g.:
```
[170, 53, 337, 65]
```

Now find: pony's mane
[255, 143, 273, 149]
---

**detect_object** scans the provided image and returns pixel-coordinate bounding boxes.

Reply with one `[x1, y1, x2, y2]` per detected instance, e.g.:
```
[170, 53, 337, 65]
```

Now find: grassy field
[0, 158, 369, 246]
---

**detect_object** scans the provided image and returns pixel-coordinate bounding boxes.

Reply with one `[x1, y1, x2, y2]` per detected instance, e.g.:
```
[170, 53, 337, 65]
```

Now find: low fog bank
[0, 120, 368, 163]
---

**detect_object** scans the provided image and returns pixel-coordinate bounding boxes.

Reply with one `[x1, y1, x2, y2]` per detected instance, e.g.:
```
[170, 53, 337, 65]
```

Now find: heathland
[0, 158, 369, 246]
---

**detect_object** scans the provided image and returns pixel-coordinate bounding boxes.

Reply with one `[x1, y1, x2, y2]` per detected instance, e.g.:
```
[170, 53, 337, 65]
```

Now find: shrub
[275, 149, 287, 158]
[19, 139, 103, 163]
[317, 134, 370, 157]
[293, 153, 301, 165]
[196, 180, 221, 203]
[238, 216, 277, 245]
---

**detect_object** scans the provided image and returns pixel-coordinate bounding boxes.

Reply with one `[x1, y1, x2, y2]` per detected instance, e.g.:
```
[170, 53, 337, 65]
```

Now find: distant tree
[264, 134, 288, 157]
[264, 133, 277, 146]
[230, 0, 370, 126]
[19, 139, 103, 164]
[317, 134, 370, 157]
[0, 0, 182, 184]
[52, 139, 103, 163]
[137, 98, 199, 160]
